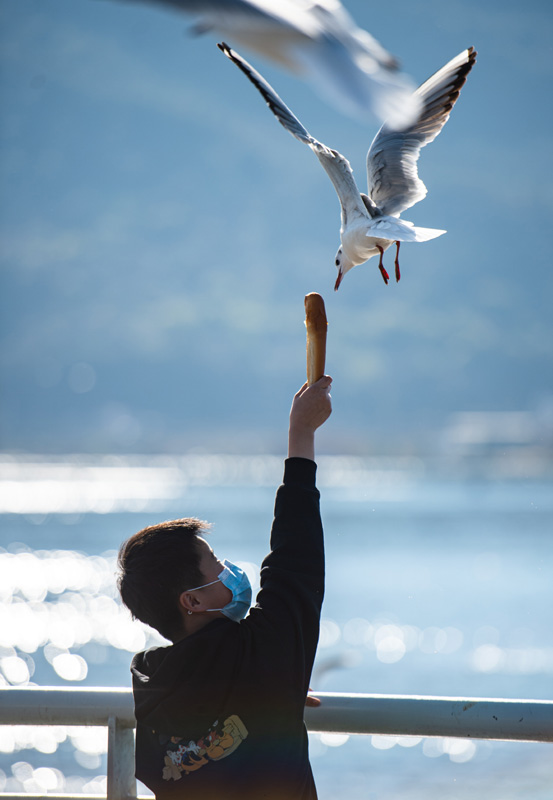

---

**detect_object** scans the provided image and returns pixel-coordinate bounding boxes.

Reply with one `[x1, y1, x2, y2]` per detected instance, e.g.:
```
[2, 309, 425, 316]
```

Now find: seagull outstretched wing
[218, 42, 367, 227]
[366, 47, 477, 217]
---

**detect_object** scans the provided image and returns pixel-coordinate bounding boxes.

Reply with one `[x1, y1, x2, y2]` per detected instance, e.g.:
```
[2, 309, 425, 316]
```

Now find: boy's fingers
[306, 376, 332, 391]
[295, 376, 332, 400]
[306, 688, 321, 707]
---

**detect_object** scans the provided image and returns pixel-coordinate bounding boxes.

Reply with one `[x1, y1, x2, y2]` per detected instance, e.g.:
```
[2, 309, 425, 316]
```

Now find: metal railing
[1, 686, 552, 800]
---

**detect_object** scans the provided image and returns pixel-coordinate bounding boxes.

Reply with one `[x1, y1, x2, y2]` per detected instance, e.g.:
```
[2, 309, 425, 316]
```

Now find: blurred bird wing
[219, 42, 367, 227]
[153, 0, 418, 124]
[366, 47, 477, 217]
[173, 0, 323, 35]
[175, 0, 396, 63]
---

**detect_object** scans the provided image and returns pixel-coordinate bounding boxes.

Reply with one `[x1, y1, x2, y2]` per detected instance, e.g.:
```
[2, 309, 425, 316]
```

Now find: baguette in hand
[304, 293, 328, 385]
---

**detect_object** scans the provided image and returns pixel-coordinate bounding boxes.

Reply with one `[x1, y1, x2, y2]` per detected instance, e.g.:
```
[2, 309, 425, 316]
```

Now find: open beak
[334, 269, 343, 291]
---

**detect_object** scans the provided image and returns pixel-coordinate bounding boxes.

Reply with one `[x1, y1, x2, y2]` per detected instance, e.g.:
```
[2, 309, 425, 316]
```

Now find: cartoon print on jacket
[162, 715, 248, 781]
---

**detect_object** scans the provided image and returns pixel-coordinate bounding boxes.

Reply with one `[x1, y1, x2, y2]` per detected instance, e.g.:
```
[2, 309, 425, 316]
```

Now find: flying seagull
[218, 42, 477, 288]
[104, 0, 420, 127]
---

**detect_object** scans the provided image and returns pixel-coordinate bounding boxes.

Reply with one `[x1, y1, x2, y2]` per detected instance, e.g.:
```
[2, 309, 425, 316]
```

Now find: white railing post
[107, 714, 137, 800]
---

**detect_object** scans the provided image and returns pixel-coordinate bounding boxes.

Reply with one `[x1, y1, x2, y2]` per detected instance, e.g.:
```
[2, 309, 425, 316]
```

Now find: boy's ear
[179, 591, 202, 614]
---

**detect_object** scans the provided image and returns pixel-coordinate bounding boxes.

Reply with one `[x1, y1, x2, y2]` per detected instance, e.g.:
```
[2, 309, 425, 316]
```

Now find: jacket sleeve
[244, 457, 324, 675]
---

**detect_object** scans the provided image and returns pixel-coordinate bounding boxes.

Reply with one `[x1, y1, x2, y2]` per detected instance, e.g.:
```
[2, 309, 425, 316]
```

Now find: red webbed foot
[376, 246, 389, 285]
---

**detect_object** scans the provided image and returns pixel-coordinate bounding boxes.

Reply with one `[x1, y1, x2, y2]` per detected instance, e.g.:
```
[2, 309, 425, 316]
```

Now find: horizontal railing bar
[0, 796, 151, 800]
[1, 687, 552, 742]
[0, 687, 134, 727]
[0, 796, 150, 800]
[304, 692, 553, 742]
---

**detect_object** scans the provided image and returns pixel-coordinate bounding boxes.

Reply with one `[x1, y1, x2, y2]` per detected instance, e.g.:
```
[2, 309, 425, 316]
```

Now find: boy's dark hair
[117, 517, 211, 642]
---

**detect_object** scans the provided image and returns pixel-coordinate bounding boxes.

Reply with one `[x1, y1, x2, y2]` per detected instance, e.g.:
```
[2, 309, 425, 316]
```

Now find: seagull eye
[335, 258, 340, 266]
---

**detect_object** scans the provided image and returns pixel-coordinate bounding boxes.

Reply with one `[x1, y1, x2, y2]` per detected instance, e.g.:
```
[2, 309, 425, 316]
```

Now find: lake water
[0, 454, 552, 798]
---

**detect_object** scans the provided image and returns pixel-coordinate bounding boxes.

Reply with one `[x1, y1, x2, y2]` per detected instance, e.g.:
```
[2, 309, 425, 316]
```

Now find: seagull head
[334, 246, 355, 291]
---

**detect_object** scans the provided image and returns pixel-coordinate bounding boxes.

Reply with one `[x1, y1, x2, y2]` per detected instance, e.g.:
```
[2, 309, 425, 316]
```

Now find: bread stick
[304, 293, 328, 385]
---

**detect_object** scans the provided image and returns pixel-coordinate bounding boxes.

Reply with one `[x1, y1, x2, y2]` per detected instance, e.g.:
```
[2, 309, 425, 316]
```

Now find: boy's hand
[305, 689, 321, 708]
[288, 376, 332, 461]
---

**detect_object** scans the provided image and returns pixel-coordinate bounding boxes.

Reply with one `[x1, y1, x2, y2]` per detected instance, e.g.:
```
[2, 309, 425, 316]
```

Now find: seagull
[105, 0, 420, 127]
[218, 42, 477, 288]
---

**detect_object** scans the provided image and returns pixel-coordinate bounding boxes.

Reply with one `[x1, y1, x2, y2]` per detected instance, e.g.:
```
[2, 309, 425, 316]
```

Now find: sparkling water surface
[1, 456, 551, 798]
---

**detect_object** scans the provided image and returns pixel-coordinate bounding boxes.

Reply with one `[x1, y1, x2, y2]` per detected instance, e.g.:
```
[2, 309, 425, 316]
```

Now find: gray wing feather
[219, 42, 366, 227]
[218, 42, 317, 147]
[366, 47, 477, 217]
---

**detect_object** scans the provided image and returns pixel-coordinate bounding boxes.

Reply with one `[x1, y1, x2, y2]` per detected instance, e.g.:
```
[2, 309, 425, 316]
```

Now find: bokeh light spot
[52, 653, 88, 681]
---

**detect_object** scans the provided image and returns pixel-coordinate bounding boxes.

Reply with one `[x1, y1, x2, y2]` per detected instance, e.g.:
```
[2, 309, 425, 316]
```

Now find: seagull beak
[334, 269, 343, 291]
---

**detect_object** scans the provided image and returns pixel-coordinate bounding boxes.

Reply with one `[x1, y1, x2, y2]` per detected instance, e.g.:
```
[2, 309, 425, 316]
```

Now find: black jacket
[131, 457, 324, 799]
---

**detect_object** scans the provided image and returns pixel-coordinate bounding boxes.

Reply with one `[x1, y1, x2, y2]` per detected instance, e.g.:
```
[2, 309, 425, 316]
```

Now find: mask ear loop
[188, 577, 222, 591]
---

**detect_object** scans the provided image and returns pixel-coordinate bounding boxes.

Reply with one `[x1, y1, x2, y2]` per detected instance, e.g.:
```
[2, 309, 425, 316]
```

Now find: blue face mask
[189, 559, 252, 623]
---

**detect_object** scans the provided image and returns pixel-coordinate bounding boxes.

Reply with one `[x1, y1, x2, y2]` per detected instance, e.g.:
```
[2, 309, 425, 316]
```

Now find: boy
[117, 375, 332, 799]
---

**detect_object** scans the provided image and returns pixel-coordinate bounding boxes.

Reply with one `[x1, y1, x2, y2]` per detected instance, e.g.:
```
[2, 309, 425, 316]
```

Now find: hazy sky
[1, 0, 552, 453]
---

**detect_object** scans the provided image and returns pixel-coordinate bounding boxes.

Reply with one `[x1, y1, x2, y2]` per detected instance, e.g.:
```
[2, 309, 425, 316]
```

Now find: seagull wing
[113, 0, 396, 63]
[136, 0, 321, 41]
[219, 42, 367, 227]
[366, 47, 477, 217]
[111, 0, 418, 125]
